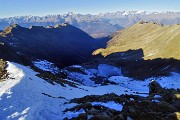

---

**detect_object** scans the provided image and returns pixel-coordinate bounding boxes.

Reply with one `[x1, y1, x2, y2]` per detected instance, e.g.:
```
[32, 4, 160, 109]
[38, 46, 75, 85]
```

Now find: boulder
[149, 80, 163, 95]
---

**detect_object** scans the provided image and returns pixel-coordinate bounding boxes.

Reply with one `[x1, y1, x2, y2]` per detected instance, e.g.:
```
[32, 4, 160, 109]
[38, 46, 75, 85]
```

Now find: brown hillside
[93, 21, 180, 60]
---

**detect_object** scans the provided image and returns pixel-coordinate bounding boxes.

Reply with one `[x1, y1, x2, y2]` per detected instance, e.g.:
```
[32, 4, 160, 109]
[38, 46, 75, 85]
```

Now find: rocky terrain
[1, 11, 180, 38]
[0, 21, 179, 120]
[64, 80, 180, 120]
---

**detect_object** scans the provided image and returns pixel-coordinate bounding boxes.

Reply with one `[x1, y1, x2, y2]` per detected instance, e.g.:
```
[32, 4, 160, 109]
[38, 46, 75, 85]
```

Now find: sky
[0, 0, 180, 18]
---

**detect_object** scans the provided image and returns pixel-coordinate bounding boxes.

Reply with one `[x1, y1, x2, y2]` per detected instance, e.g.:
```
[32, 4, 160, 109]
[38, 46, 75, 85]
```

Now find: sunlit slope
[93, 21, 180, 60]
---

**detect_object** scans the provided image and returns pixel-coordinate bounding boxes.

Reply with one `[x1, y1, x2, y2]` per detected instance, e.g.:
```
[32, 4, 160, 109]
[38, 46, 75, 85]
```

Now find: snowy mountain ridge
[1, 11, 180, 38]
[1, 11, 178, 19]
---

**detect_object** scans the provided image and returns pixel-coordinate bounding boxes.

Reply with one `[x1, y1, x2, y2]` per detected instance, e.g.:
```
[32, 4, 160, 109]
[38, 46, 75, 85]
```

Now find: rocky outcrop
[149, 80, 164, 95]
[0, 59, 8, 81]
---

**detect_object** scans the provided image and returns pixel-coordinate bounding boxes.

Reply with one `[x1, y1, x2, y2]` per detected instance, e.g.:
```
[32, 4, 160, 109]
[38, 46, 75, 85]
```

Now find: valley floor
[0, 62, 179, 120]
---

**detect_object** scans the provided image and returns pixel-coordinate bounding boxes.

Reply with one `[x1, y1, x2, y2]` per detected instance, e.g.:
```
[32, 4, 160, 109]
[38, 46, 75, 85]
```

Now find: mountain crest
[0, 24, 25, 37]
[1, 23, 72, 34]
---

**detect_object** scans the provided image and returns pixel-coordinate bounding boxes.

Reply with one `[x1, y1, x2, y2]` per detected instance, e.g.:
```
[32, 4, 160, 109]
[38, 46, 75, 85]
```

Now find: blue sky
[0, 0, 180, 18]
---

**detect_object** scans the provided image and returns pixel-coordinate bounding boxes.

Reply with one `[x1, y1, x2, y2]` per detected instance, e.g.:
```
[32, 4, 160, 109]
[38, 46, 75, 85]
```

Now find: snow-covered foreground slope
[0, 62, 179, 120]
[0, 62, 139, 120]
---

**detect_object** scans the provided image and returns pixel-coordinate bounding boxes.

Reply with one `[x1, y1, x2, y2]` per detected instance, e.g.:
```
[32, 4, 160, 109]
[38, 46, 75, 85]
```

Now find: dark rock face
[0, 23, 100, 67]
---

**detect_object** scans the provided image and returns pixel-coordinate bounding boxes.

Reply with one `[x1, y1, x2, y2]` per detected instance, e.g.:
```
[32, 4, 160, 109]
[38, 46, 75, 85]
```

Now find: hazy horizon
[0, 0, 180, 18]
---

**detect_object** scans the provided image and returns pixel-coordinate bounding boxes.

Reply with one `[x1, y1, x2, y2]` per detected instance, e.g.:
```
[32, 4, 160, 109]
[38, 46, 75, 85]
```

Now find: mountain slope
[94, 21, 180, 60]
[0, 23, 98, 67]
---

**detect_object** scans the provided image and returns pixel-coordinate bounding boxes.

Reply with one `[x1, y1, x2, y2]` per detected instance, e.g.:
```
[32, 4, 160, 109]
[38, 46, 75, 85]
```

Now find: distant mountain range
[0, 23, 100, 67]
[1, 11, 180, 38]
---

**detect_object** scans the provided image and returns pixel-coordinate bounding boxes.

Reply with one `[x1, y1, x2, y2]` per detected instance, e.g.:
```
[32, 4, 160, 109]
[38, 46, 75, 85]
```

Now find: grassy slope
[93, 22, 180, 60]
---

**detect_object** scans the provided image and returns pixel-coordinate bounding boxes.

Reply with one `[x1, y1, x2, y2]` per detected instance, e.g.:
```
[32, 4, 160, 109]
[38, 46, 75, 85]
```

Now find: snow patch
[63, 108, 85, 119]
[98, 64, 122, 77]
[66, 64, 122, 86]
[0, 62, 24, 96]
[152, 100, 160, 102]
[33, 60, 59, 74]
[66, 66, 95, 86]
[154, 95, 161, 98]
[68, 72, 95, 86]
[108, 73, 180, 95]
[156, 73, 180, 89]
[109, 76, 150, 95]
[71, 65, 82, 68]
[92, 101, 123, 111]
